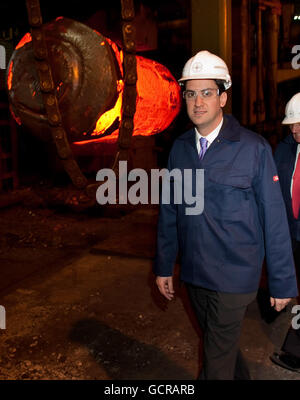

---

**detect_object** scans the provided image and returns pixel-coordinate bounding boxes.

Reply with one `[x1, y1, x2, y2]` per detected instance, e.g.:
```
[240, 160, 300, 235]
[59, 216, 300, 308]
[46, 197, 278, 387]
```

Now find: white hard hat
[178, 50, 232, 90]
[282, 92, 300, 124]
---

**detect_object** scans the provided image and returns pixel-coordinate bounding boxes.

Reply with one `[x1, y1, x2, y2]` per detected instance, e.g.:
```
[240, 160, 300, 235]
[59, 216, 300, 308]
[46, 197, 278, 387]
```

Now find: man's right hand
[156, 276, 175, 300]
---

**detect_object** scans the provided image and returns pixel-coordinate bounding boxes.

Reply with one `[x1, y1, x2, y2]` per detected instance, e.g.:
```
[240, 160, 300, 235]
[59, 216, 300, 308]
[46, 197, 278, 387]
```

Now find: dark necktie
[199, 137, 208, 160]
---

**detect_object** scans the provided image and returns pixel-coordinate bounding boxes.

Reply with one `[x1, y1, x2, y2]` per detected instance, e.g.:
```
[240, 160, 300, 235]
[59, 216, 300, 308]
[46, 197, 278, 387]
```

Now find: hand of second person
[270, 297, 292, 312]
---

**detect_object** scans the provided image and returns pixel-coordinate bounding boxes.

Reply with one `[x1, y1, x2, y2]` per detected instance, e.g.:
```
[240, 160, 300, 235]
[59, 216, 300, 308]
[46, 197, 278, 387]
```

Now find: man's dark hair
[215, 79, 226, 95]
[180, 79, 227, 95]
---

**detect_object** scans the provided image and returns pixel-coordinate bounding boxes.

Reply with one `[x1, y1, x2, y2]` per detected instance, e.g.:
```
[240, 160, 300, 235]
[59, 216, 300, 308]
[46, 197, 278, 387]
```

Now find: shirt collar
[195, 117, 224, 146]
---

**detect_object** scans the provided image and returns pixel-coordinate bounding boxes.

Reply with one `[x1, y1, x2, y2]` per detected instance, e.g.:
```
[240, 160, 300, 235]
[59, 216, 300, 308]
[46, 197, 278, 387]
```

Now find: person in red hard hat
[154, 50, 298, 380]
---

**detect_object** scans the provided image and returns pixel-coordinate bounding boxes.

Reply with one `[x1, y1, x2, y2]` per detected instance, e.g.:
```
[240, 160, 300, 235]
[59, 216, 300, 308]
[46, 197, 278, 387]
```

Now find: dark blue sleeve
[253, 141, 298, 298]
[153, 148, 179, 277]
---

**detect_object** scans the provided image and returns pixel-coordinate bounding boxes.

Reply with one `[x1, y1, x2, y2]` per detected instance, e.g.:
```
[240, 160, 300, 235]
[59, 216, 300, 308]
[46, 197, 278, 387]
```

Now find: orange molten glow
[9, 105, 21, 126]
[86, 37, 125, 139]
[91, 79, 124, 136]
[7, 60, 13, 91]
[74, 38, 181, 145]
[134, 56, 181, 136]
[15, 32, 32, 50]
[106, 38, 124, 76]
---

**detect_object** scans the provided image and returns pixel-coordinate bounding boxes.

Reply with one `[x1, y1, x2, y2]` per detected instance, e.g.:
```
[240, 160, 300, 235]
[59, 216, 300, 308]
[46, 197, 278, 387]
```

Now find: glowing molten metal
[7, 18, 181, 146]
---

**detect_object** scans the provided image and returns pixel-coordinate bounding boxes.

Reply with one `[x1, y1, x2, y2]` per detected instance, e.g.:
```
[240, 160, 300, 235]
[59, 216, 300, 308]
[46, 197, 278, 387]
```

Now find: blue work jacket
[154, 115, 298, 298]
[274, 133, 300, 241]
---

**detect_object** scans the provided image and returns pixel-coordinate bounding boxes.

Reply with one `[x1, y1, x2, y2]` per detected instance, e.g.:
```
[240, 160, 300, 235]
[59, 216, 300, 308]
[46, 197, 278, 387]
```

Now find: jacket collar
[178, 114, 241, 147]
[283, 133, 298, 146]
[218, 115, 241, 142]
[282, 134, 299, 161]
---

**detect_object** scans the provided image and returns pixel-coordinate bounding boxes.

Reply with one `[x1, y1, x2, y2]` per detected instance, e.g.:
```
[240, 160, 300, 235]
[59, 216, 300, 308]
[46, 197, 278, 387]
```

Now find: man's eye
[202, 90, 213, 97]
[187, 91, 195, 98]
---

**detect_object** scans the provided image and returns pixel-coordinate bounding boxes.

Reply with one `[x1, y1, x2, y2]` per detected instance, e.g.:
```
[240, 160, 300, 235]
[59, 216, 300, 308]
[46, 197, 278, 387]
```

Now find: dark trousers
[281, 240, 300, 358]
[282, 326, 300, 358]
[186, 284, 257, 380]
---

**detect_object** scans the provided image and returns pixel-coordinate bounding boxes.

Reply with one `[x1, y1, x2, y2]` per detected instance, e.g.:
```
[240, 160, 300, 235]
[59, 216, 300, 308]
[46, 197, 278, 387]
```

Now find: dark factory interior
[0, 0, 300, 382]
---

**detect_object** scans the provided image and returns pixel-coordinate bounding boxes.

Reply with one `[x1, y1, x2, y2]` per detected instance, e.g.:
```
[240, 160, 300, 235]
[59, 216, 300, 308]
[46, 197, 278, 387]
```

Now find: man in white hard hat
[270, 93, 300, 372]
[154, 50, 298, 380]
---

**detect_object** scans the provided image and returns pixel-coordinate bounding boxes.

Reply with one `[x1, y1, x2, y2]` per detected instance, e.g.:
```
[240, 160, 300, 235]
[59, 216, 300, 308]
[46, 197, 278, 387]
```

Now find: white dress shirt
[195, 118, 224, 154]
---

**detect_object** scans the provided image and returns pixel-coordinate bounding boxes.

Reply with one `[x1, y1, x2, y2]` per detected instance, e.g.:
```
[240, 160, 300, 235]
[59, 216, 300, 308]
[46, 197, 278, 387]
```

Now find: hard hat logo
[179, 50, 232, 90]
[191, 62, 203, 73]
[282, 92, 300, 125]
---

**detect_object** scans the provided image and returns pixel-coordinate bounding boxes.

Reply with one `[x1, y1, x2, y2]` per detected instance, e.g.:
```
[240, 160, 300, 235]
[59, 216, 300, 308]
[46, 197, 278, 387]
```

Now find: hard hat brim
[282, 116, 300, 124]
[178, 75, 232, 90]
[178, 75, 228, 82]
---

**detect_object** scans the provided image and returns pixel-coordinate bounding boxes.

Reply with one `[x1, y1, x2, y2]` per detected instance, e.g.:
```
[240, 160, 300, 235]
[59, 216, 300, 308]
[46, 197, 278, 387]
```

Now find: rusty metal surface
[8, 16, 119, 143]
[21, 1, 90, 189]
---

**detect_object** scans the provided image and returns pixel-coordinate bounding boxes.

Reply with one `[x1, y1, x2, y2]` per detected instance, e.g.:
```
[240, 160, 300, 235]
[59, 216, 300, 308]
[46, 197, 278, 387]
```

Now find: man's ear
[220, 92, 227, 108]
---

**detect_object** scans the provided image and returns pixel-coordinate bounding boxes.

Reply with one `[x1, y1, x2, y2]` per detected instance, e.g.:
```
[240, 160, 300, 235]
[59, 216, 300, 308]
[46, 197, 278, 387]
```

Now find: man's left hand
[270, 297, 292, 312]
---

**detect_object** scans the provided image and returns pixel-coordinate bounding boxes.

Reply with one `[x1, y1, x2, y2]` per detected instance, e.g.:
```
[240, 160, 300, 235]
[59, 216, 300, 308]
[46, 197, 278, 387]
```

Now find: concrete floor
[0, 203, 299, 380]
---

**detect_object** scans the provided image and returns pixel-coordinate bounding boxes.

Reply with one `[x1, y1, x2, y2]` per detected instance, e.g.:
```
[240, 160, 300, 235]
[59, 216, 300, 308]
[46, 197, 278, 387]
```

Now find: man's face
[185, 79, 227, 136]
[290, 123, 300, 143]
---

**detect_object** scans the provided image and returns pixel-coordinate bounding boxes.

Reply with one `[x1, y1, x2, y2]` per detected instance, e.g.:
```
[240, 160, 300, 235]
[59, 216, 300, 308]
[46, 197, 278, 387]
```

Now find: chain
[25, 0, 137, 202]
[25, 0, 88, 189]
